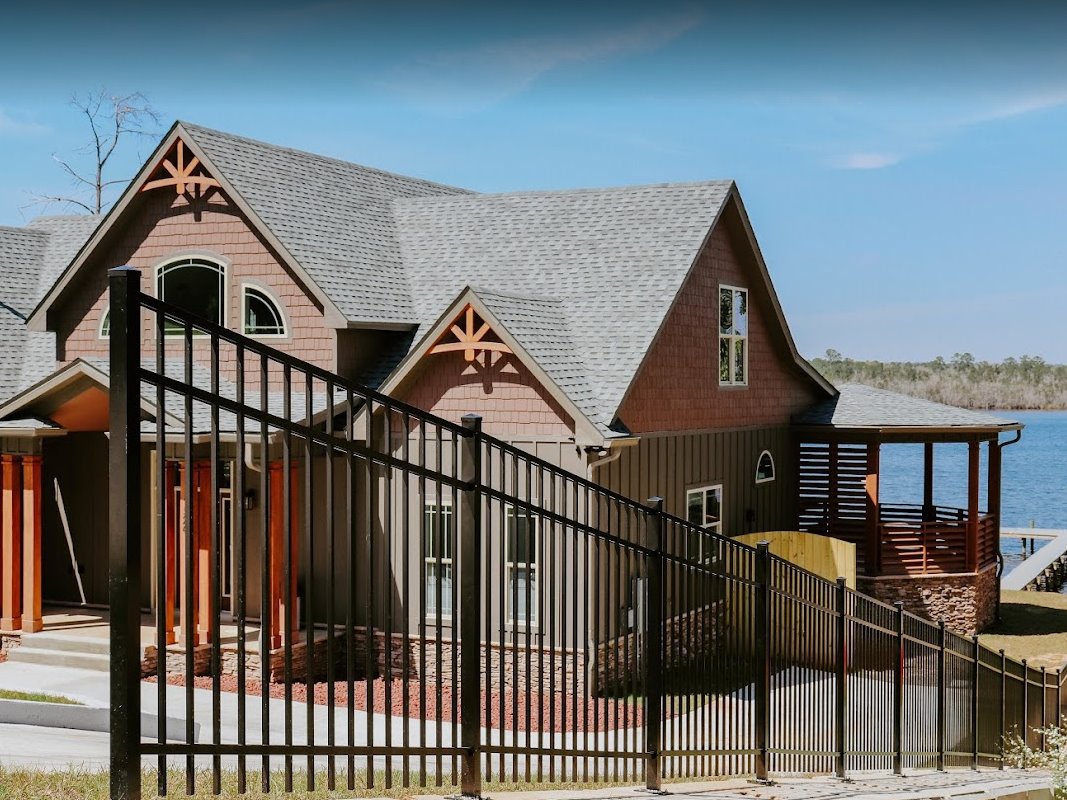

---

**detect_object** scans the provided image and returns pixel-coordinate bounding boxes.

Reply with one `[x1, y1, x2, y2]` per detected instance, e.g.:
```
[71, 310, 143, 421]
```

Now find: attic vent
[140, 138, 221, 196]
[429, 304, 512, 363]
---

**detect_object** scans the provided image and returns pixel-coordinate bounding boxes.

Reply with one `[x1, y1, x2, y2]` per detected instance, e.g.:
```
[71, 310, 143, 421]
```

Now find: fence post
[999, 649, 1006, 770]
[893, 601, 904, 775]
[108, 266, 142, 800]
[937, 621, 946, 771]
[459, 414, 483, 798]
[971, 635, 980, 769]
[644, 497, 664, 791]
[835, 577, 848, 779]
[754, 541, 771, 781]
[1022, 659, 1029, 753]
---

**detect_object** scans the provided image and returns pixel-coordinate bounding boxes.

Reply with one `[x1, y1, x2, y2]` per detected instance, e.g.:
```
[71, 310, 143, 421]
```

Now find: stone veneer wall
[141, 627, 588, 694]
[858, 564, 998, 635]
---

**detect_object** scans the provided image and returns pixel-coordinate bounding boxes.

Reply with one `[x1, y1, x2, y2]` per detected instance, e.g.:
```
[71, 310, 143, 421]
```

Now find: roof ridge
[471, 285, 563, 305]
[396, 178, 735, 204]
[178, 120, 474, 196]
[0, 224, 47, 236]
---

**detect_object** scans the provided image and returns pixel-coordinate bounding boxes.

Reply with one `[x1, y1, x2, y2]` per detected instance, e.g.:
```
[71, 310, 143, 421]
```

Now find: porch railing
[879, 504, 998, 576]
[108, 268, 1058, 800]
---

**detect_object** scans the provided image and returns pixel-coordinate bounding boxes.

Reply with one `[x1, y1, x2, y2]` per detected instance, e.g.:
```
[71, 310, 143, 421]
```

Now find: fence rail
[108, 269, 1061, 799]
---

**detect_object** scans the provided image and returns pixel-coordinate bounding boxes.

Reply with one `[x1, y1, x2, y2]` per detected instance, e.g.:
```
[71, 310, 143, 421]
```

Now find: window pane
[704, 488, 721, 525]
[100, 310, 110, 336]
[687, 491, 703, 526]
[719, 337, 731, 382]
[245, 288, 285, 335]
[734, 290, 748, 335]
[756, 452, 775, 482]
[510, 568, 536, 623]
[160, 260, 223, 331]
[734, 338, 746, 383]
[719, 289, 733, 334]
[507, 508, 535, 564]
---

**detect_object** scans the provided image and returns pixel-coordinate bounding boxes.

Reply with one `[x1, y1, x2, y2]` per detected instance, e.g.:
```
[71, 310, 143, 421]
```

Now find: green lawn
[0, 689, 81, 705]
[0, 768, 679, 800]
[980, 590, 1067, 669]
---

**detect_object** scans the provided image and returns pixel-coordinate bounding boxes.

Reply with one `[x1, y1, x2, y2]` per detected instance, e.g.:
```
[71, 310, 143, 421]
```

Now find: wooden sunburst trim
[429, 305, 512, 362]
[140, 139, 221, 196]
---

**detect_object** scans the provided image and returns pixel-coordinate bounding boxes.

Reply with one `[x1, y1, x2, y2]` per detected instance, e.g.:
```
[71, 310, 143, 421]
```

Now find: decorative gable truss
[140, 138, 220, 197]
[428, 304, 512, 363]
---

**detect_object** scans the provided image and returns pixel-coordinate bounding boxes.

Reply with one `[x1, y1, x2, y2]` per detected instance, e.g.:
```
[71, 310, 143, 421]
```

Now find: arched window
[755, 450, 775, 484]
[242, 285, 287, 337]
[156, 257, 226, 333]
[98, 307, 110, 339]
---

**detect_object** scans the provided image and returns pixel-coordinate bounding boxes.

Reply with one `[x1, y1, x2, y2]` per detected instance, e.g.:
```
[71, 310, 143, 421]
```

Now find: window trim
[718, 284, 749, 387]
[423, 500, 454, 621]
[155, 254, 229, 335]
[504, 504, 540, 629]
[97, 306, 110, 340]
[686, 483, 724, 564]
[240, 282, 289, 340]
[755, 450, 776, 485]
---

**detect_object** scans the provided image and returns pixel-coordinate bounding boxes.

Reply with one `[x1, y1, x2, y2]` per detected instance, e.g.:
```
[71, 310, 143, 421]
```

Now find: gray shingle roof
[474, 287, 611, 432]
[0, 216, 100, 402]
[180, 122, 470, 324]
[795, 383, 1022, 430]
[394, 182, 734, 431]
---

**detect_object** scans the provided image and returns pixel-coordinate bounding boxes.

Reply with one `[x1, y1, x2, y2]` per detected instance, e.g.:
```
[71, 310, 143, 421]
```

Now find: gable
[616, 200, 825, 433]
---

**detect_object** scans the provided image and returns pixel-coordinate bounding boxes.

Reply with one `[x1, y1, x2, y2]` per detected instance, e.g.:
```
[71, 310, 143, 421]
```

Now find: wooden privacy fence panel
[107, 270, 1062, 800]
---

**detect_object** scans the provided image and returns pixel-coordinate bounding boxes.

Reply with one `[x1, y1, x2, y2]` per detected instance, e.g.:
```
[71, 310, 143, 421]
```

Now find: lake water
[879, 410, 1067, 581]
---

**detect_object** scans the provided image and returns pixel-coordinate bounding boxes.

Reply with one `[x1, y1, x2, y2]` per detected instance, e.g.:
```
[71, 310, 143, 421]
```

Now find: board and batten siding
[596, 426, 798, 537]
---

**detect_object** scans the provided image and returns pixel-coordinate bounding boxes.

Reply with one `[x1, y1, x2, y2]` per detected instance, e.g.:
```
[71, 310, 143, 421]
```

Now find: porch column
[195, 462, 212, 644]
[163, 463, 177, 645]
[178, 464, 199, 648]
[987, 439, 1002, 525]
[967, 441, 981, 573]
[20, 456, 42, 633]
[864, 441, 881, 576]
[923, 443, 935, 522]
[268, 461, 299, 650]
[0, 455, 22, 632]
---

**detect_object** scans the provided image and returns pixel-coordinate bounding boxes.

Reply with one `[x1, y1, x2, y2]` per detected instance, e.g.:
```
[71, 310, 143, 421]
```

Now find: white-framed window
[755, 450, 776, 484]
[719, 285, 749, 386]
[424, 502, 453, 619]
[98, 307, 110, 339]
[686, 484, 723, 564]
[242, 284, 287, 338]
[505, 505, 539, 627]
[156, 256, 227, 335]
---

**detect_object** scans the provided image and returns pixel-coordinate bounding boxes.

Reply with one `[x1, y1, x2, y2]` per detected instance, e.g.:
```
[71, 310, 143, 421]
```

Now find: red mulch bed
[145, 674, 644, 733]
[0, 650, 6, 664]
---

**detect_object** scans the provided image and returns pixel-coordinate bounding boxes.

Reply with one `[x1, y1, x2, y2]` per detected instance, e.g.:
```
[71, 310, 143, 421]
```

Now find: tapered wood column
[194, 462, 212, 644]
[967, 441, 981, 573]
[162, 463, 177, 645]
[0, 455, 22, 632]
[268, 461, 299, 649]
[177, 464, 199, 647]
[864, 441, 881, 576]
[20, 456, 42, 633]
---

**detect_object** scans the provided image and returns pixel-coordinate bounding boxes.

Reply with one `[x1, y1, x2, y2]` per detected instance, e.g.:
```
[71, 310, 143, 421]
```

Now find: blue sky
[1, 1, 1064, 361]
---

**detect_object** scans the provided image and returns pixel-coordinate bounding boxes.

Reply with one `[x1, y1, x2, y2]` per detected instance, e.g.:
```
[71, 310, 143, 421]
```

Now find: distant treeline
[810, 352, 1067, 410]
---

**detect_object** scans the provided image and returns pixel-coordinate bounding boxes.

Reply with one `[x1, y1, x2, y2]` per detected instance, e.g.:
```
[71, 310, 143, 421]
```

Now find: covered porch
[794, 384, 1023, 633]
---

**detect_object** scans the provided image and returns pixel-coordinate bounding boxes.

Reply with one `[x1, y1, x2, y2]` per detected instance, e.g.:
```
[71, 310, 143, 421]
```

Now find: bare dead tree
[31, 89, 159, 214]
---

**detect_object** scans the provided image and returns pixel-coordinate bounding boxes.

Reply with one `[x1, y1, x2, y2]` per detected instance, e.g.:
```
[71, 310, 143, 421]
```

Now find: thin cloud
[383, 8, 704, 111]
[0, 110, 48, 137]
[832, 151, 901, 170]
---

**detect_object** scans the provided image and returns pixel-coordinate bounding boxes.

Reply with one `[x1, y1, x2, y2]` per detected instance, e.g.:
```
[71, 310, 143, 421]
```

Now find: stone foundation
[858, 564, 998, 635]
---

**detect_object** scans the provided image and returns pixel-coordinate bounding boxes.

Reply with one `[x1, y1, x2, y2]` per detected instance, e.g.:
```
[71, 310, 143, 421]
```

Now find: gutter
[994, 428, 1023, 623]
[585, 437, 639, 480]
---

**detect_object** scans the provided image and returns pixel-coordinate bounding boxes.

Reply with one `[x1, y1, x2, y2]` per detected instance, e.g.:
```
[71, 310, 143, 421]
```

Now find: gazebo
[793, 384, 1023, 634]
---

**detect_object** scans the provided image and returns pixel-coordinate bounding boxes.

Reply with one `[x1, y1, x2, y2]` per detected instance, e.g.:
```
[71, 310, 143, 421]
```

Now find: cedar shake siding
[397, 350, 576, 441]
[50, 189, 335, 373]
[616, 205, 821, 435]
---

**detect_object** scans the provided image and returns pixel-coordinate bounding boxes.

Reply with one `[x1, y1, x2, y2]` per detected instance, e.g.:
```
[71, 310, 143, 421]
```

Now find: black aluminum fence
[107, 268, 1061, 799]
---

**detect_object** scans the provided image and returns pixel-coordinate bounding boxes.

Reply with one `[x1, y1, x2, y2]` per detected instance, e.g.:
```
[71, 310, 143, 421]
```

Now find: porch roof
[794, 383, 1023, 435]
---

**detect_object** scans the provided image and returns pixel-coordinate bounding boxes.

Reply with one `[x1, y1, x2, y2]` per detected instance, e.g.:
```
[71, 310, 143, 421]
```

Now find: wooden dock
[1002, 529, 1067, 591]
